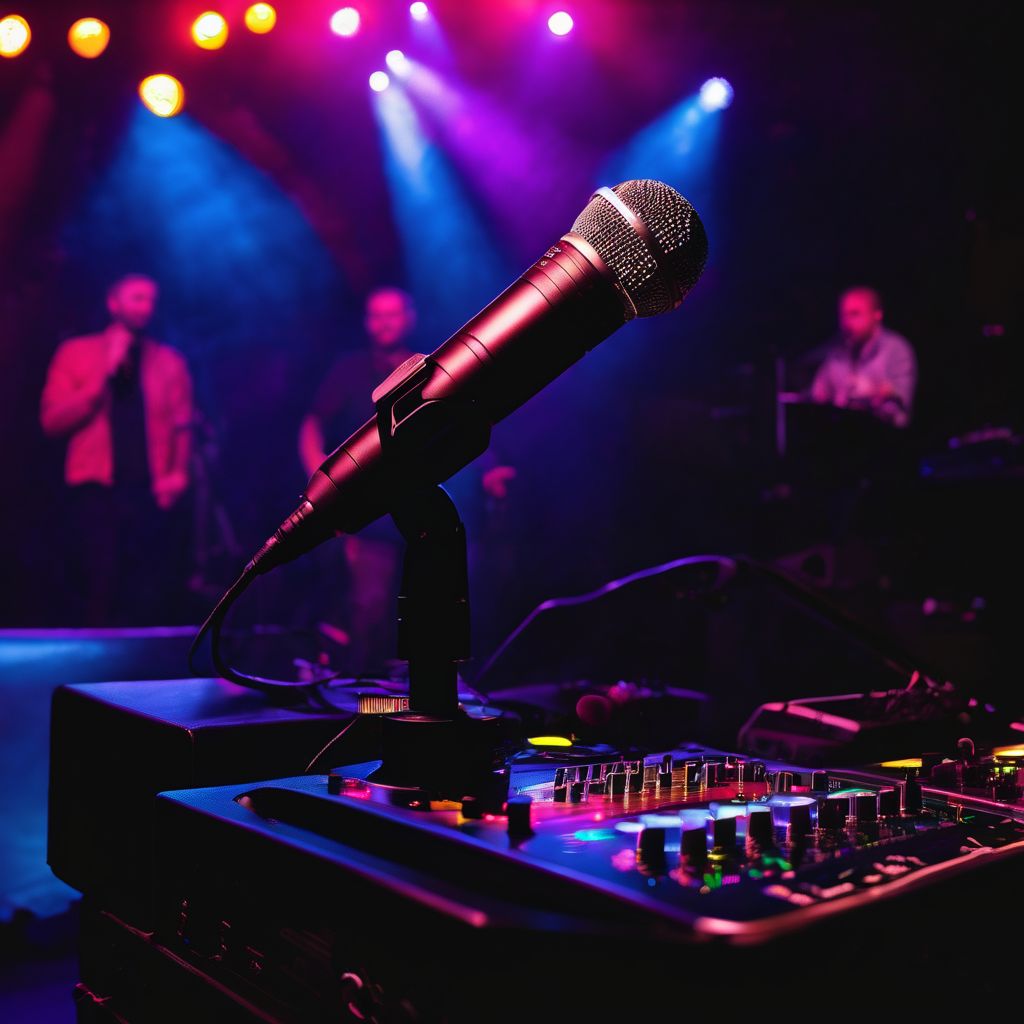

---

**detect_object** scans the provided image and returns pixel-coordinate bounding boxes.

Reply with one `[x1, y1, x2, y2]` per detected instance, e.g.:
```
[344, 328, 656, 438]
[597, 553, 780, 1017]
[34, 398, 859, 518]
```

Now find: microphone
[248, 179, 708, 576]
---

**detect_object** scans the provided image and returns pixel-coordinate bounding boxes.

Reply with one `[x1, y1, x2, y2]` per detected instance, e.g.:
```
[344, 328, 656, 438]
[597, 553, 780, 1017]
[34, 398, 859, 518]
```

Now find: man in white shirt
[811, 286, 917, 428]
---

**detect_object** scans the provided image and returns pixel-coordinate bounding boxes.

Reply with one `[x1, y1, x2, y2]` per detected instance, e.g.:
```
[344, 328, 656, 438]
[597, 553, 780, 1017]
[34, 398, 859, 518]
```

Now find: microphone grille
[569, 179, 708, 318]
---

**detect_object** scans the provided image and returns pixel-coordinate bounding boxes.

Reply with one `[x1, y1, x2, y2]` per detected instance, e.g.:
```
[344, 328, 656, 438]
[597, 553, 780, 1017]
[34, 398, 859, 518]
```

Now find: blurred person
[40, 274, 193, 624]
[299, 287, 515, 672]
[811, 286, 917, 428]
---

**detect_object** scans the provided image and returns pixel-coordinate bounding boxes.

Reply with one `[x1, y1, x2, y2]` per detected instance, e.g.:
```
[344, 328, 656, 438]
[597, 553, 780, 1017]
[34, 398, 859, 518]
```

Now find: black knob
[682, 826, 707, 862]
[552, 768, 568, 802]
[637, 826, 667, 866]
[901, 775, 922, 814]
[461, 795, 484, 819]
[877, 788, 899, 817]
[810, 771, 829, 793]
[712, 816, 737, 849]
[608, 768, 627, 795]
[788, 803, 812, 838]
[506, 796, 533, 837]
[569, 781, 586, 803]
[818, 797, 847, 830]
[747, 809, 774, 844]
[854, 793, 877, 823]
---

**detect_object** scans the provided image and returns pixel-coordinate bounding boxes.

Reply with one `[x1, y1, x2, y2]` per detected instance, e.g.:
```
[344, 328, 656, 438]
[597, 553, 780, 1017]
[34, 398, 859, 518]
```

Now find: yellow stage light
[0, 14, 30, 58]
[139, 74, 185, 118]
[879, 758, 923, 770]
[244, 3, 276, 34]
[68, 17, 110, 59]
[192, 11, 228, 50]
[993, 746, 1024, 760]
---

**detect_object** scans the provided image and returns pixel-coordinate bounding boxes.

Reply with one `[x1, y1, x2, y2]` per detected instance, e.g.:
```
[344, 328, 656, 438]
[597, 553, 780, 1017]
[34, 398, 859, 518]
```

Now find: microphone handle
[299, 236, 627, 541]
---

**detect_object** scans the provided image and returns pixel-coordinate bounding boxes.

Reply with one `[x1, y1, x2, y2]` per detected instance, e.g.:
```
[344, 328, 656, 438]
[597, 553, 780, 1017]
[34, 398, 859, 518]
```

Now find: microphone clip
[372, 353, 492, 474]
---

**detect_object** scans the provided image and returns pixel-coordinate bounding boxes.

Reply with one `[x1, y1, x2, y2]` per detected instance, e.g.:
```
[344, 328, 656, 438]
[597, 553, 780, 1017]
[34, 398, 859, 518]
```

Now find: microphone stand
[319, 367, 507, 803]
[392, 484, 470, 720]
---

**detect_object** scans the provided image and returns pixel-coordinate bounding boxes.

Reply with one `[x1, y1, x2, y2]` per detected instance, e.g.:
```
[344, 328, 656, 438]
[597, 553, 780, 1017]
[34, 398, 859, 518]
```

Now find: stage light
[369, 71, 390, 92]
[385, 49, 408, 73]
[0, 14, 30, 57]
[699, 77, 734, 112]
[548, 11, 573, 36]
[192, 11, 228, 50]
[330, 7, 360, 36]
[139, 74, 185, 118]
[67, 17, 110, 58]
[244, 3, 276, 34]
[410, 1, 429, 20]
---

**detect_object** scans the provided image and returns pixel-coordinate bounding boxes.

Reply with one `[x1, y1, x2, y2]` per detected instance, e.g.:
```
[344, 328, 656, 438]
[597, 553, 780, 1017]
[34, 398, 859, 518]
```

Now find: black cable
[188, 563, 347, 701]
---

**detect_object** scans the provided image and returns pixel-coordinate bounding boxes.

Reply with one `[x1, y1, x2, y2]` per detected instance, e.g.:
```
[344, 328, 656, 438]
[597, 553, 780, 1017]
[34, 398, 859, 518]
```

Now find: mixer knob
[553, 768, 568, 802]
[658, 755, 674, 789]
[788, 803, 812, 838]
[817, 796, 848, 830]
[901, 775, 922, 814]
[637, 826, 667, 868]
[773, 771, 794, 793]
[461, 795, 484, 820]
[853, 792, 877, 823]
[810, 771, 829, 793]
[747, 762, 767, 783]
[506, 796, 533, 838]
[712, 816, 737, 849]
[608, 766, 627, 795]
[747, 808, 774, 845]
[877, 788, 899, 817]
[569, 781, 586, 803]
[682, 826, 708, 863]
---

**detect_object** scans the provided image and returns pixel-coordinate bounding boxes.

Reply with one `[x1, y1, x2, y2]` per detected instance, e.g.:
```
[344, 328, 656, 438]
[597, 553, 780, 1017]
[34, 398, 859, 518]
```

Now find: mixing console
[203, 740, 1024, 942]
[134, 736, 1024, 1020]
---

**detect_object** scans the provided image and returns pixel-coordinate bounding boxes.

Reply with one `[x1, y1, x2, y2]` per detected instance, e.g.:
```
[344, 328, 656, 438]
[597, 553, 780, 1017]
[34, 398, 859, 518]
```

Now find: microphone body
[249, 179, 708, 574]
[256, 236, 627, 571]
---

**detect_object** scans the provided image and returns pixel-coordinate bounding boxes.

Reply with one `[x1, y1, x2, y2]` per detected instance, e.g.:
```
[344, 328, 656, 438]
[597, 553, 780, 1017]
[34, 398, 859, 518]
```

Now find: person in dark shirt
[298, 288, 419, 670]
[299, 288, 417, 470]
[298, 287, 516, 673]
